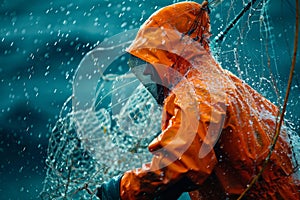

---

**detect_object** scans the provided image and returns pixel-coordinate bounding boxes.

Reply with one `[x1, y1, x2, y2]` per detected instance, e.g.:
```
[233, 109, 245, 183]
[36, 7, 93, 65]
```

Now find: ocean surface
[0, 0, 299, 199]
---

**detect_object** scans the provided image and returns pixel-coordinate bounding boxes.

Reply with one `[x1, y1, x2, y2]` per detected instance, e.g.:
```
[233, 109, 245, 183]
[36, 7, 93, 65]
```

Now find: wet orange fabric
[121, 1, 299, 199]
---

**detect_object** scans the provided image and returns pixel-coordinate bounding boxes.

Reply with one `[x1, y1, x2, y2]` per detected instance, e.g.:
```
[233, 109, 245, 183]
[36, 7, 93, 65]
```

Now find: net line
[40, 75, 162, 199]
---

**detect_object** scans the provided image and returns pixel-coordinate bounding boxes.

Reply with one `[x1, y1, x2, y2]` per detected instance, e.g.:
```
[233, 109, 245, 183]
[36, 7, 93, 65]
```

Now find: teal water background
[0, 0, 299, 199]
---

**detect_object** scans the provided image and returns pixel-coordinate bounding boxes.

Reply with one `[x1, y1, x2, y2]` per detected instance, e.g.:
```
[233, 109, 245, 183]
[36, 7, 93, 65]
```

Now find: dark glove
[154, 176, 196, 200]
[96, 175, 122, 200]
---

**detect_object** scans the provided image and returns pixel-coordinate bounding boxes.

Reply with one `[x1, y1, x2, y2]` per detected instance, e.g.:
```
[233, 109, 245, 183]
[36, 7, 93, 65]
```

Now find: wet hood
[126, 1, 212, 90]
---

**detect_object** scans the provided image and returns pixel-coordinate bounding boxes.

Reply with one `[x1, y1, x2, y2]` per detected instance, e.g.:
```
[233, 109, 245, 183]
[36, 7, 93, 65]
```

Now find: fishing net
[40, 28, 163, 199]
[41, 0, 299, 199]
[40, 84, 161, 199]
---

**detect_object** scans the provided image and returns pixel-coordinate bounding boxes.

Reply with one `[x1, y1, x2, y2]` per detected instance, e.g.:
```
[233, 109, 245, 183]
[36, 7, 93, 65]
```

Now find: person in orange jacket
[96, 1, 299, 199]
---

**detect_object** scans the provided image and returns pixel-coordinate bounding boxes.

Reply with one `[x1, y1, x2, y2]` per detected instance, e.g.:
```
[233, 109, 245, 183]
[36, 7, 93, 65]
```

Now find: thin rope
[213, 0, 262, 43]
[237, 0, 299, 198]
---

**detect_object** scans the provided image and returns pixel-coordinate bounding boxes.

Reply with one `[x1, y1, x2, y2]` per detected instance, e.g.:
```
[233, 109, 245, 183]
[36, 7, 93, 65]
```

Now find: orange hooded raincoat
[120, 1, 299, 199]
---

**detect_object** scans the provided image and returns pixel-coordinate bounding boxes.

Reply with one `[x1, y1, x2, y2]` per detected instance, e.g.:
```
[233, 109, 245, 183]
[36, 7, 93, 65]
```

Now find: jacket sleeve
[96, 175, 122, 200]
[120, 81, 224, 199]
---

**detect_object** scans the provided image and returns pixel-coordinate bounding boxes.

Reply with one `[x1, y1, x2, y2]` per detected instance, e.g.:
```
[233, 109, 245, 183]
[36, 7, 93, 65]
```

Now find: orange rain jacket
[121, 1, 299, 199]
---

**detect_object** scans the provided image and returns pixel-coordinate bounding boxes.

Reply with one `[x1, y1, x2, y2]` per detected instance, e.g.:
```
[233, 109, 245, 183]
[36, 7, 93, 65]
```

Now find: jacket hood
[127, 1, 212, 89]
